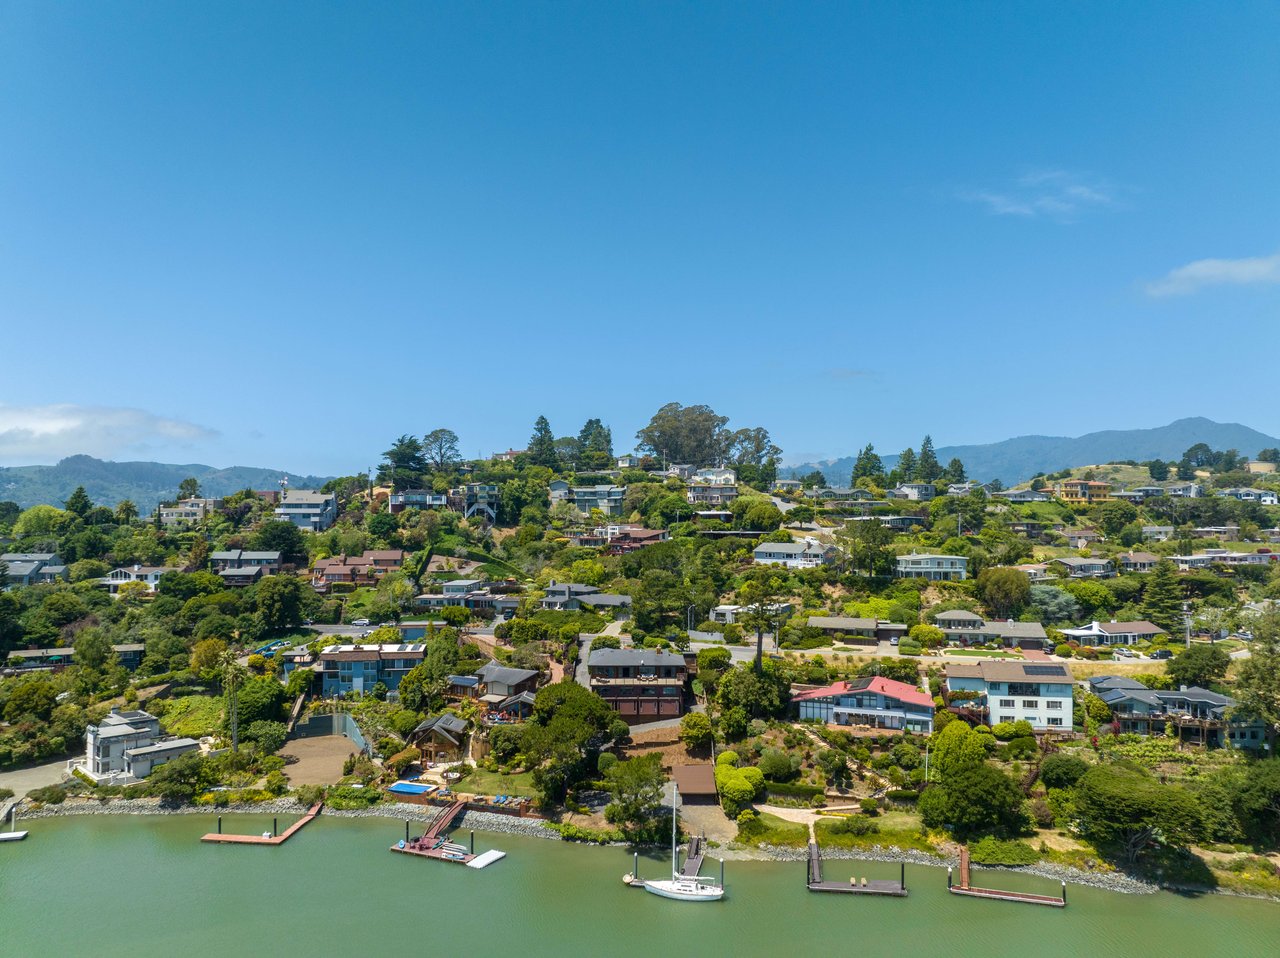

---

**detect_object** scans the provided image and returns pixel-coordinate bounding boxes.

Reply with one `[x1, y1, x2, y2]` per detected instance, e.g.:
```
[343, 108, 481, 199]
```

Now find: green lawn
[736, 811, 809, 847]
[455, 767, 538, 798]
[157, 695, 225, 738]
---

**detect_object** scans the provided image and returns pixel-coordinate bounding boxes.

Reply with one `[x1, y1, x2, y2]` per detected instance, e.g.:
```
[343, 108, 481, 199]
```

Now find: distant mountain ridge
[0, 455, 335, 513]
[788, 418, 1280, 487]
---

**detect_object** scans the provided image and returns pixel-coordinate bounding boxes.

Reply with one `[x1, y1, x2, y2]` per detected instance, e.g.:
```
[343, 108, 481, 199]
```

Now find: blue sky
[1, 2, 1278, 475]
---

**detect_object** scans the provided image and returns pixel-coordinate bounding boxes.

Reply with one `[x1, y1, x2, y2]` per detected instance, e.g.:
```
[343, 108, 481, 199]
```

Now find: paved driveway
[0, 757, 70, 797]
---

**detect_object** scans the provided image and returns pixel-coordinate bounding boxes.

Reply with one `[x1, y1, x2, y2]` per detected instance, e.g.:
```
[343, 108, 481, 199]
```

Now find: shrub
[1054, 644, 1074, 658]
[884, 789, 919, 804]
[27, 785, 67, 805]
[738, 765, 766, 796]
[264, 771, 289, 796]
[716, 750, 740, 767]
[860, 797, 879, 815]
[1039, 754, 1089, 790]
[597, 753, 618, 774]
[969, 837, 1038, 866]
[757, 748, 798, 782]
[763, 780, 824, 800]
[830, 814, 880, 836]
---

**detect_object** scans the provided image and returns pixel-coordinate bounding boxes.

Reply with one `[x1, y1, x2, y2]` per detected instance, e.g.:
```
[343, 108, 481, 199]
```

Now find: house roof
[476, 660, 540, 687]
[1119, 552, 1160, 564]
[792, 676, 934, 710]
[412, 713, 470, 744]
[946, 661, 1071, 683]
[578, 593, 632, 607]
[587, 648, 686, 668]
[672, 764, 718, 797]
[806, 615, 877, 631]
[934, 610, 983, 623]
[497, 691, 537, 711]
[1096, 620, 1164, 635]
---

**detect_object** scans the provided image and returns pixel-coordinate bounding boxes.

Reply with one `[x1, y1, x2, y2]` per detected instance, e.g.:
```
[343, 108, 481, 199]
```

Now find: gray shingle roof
[588, 648, 686, 668]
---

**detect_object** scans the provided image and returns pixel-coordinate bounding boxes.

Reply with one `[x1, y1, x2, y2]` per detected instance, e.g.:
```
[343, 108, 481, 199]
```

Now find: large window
[1022, 700, 1038, 709]
[999, 699, 1014, 708]
[1046, 700, 1063, 710]
[1008, 683, 1039, 697]
[1047, 717, 1064, 727]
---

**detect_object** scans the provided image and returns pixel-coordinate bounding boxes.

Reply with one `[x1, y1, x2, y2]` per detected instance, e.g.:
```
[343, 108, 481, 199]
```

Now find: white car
[351, 618, 371, 627]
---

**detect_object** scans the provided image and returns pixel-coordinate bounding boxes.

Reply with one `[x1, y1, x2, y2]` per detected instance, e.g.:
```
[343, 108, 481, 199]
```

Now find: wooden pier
[390, 801, 478, 865]
[679, 834, 706, 877]
[200, 804, 323, 845]
[947, 845, 1066, 907]
[806, 841, 908, 896]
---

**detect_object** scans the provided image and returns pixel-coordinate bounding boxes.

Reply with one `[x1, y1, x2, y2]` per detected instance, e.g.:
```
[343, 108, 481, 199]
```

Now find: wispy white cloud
[959, 170, 1118, 222]
[1145, 251, 1280, 297]
[0, 404, 217, 465]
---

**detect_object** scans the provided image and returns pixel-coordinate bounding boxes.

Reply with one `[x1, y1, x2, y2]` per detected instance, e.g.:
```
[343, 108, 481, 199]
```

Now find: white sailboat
[642, 785, 724, 902]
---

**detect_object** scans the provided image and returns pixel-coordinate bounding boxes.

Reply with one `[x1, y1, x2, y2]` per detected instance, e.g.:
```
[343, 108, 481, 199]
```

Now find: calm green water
[3, 815, 1279, 957]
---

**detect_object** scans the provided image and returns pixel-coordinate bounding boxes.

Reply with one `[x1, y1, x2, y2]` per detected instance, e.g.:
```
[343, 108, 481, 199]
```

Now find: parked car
[1149, 648, 1173, 660]
[351, 618, 371, 627]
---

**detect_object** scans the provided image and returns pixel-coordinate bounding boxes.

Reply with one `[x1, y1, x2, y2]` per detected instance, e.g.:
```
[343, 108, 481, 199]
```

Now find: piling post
[901, 861, 905, 891]
[217, 816, 222, 835]
[273, 818, 278, 838]
[405, 820, 410, 842]
[470, 830, 475, 854]
[947, 867, 952, 890]
[720, 858, 725, 888]
[634, 851, 639, 882]
[1061, 881, 1067, 905]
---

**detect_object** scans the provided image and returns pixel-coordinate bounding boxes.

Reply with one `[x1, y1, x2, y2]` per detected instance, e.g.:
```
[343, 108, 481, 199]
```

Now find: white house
[945, 661, 1073, 731]
[895, 552, 967, 581]
[752, 540, 835, 569]
[274, 489, 338, 531]
[100, 565, 180, 594]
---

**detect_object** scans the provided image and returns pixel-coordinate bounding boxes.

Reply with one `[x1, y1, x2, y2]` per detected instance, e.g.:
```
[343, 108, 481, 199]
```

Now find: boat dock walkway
[948, 846, 1066, 907]
[391, 801, 503, 867]
[200, 804, 323, 846]
[680, 834, 706, 877]
[806, 841, 908, 896]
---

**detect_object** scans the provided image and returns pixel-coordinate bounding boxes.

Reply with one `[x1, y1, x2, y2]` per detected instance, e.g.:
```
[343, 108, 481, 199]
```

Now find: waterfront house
[82, 708, 199, 782]
[409, 713, 471, 763]
[895, 552, 967, 581]
[587, 648, 688, 720]
[945, 661, 1073, 731]
[1088, 676, 1265, 749]
[793, 676, 935, 733]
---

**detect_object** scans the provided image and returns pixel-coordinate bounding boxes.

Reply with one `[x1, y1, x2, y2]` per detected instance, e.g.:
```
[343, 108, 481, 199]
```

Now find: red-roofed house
[793, 676, 934, 733]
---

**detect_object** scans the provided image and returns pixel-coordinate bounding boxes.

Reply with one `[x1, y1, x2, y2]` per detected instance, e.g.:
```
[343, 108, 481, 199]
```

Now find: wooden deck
[806, 842, 908, 897]
[389, 801, 477, 865]
[948, 845, 1066, 907]
[200, 804, 323, 845]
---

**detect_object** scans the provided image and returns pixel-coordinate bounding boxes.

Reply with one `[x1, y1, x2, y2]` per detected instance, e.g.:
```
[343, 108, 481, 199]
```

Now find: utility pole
[1183, 600, 1192, 649]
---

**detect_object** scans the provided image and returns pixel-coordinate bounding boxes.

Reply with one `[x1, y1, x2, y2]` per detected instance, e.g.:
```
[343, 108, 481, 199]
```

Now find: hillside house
[793, 676, 934, 733]
[895, 552, 967, 581]
[945, 661, 1073, 731]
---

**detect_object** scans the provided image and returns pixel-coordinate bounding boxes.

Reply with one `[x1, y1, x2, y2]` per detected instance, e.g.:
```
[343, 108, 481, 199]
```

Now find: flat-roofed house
[587, 648, 688, 720]
[945, 661, 1073, 731]
[896, 552, 967, 581]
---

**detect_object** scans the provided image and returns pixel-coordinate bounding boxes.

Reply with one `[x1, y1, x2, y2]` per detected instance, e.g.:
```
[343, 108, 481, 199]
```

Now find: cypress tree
[1141, 560, 1184, 633]
[528, 415, 559, 469]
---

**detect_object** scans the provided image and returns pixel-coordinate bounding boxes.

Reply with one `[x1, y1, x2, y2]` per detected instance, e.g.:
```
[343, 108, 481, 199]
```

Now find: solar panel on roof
[1023, 665, 1067, 675]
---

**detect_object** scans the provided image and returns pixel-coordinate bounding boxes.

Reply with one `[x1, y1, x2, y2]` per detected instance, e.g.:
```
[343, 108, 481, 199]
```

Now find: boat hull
[0, 831, 29, 842]
[642, 879, 724, 902]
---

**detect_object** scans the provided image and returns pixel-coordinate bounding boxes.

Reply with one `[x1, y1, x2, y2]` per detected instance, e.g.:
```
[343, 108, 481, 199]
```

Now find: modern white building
[273, 489, 338, 531]
[99, 565, 179, 594]
[158, 497, 223, 527]
[752, 540, 835, 569]
[82, 708, 200, 782]
[945, 661, 1074, 731]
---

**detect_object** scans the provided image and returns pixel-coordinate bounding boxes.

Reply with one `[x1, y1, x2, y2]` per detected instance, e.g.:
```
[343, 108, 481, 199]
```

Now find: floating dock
[390, 801, 504, 868]
[948, 846, 1066, 907]
[200, 804, 322, 845]
[806, 841, 908, 896]
[624, 834, 721, 889]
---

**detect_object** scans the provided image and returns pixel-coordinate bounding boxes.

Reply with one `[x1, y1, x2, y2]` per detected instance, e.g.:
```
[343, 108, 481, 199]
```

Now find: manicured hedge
[764, 780, 824, 799]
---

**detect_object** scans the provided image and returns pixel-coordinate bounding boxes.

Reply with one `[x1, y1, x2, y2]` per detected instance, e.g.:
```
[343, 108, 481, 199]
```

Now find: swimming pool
[387, 782, 436, 796]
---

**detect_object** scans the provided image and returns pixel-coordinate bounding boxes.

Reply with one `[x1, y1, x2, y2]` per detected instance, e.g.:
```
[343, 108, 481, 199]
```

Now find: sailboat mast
[671, 784, 679, 877]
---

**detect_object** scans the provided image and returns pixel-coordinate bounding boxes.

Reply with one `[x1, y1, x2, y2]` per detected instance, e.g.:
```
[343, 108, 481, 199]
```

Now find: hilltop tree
[852, 444, 884, 483]
[942, 458, 966, 484]
[915, 435, 941, 483]
[114, 499, 138, 524]
[1141, 560, 1184, 632]
[252, 520, 308, 564]
[895, 447, 917, 483]
[178, 477, 202, 500]
[725, 427, 781, 468]
[635, 402, 730, 466]
[421, 428, 461, 473]
[835, 517, 895, 576]
[799, 470, 827, 489]
[528, 415, 559, 468]
[1146, 459, 1170, 481]
[378, 435, 427, 490]
[577, 419, 613, 457]
[738, 566, 788, 673]
[976, 568, 1032, 619]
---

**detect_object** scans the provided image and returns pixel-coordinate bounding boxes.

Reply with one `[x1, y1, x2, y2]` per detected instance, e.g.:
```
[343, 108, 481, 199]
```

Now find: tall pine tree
[915, 435, 941, 482]
[1141, 560, 1184, 633]
[852, 444, 885, 482]
[528, 415, 559, 469]
[895, 447, 917, 485]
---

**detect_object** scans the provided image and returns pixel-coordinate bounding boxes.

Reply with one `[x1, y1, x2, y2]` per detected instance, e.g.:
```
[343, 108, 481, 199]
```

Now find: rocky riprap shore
[324, 802, 562, 841]
[749, 841, 1157, 895]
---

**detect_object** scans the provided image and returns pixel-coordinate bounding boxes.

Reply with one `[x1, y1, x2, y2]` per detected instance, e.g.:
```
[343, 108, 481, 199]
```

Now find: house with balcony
[210, 550, 282, 574]
[548, 481, 627, 517]
[587, 648, 688, 721]
[1220, 487, 1278, 504]
[273, 489, 338, 531]
[475, 660, 541, 702]
[793, 676, 934, 733]
[317, 643, 426, 696]
[752, 540, 836, 569]
[945, 661, 1073, 731]
[686, 476, 739, 506]
[1117, 551, 1160, 574]
[388, 490, 450, 514]
[100, 565, 179, 594]
[772, 479, 804, 493]
[1008, 562, 1049, 582]
[1050, 556, 1115, 579]
[712, 602, 794, 626]
[600, 526, 668, 555]
[931, 610, 1051, 650]
[1088, 676, 1266, 749]
[448, 483, 500, 522]
[994, 488, 1051, 503]
[1056, 479, 1112, 504]
[81, 708, 199, 782]
[895, 552, 967, 581]
[1167, 482, 1203, 498]
[409, 713, 471, 763]
[889, 482, 936, 502]
[1142, 525, 1175, 542]
[159, 497, 223, 527]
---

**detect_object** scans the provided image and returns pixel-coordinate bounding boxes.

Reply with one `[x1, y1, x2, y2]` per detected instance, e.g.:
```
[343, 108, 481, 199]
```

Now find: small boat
[642, 785, 723, 903]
